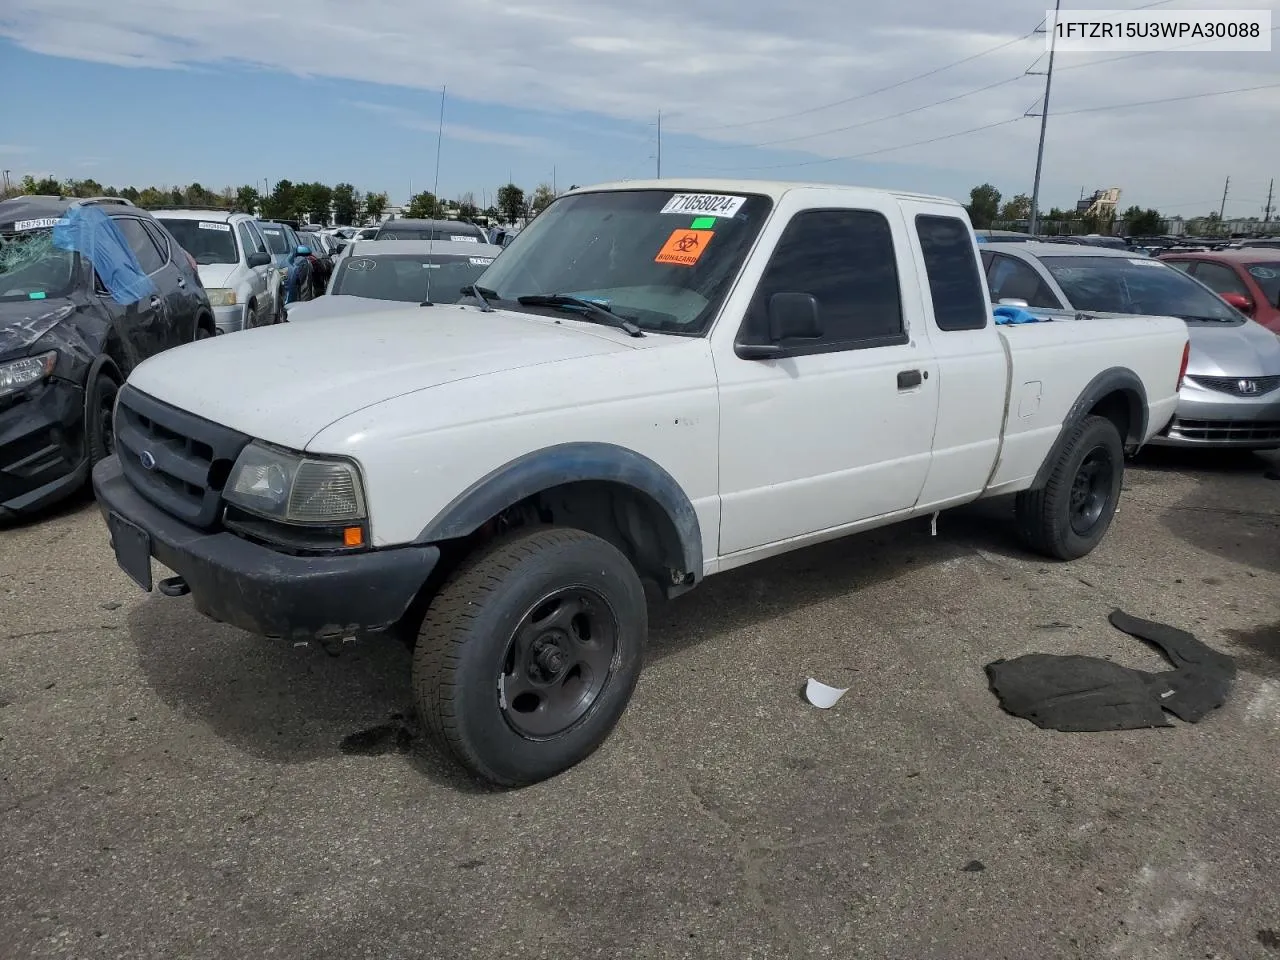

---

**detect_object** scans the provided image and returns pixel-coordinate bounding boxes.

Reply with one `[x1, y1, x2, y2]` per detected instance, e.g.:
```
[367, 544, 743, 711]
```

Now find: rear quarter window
[916, 214, 988, 331]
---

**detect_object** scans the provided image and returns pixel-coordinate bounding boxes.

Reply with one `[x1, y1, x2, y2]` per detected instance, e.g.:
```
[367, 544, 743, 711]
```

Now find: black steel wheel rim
[499, 586, 620, 740]
[1069, 445, 1114, 534]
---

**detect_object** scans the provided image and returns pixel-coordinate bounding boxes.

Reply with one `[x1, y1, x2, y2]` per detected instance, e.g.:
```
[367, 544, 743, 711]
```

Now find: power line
[698, 29, 1038, 132]
[688, 117, 1026, 173]
[674, 74, 1027, 153]
[1052, 81, 1280, 118]
[1056, 25, 1278, 73]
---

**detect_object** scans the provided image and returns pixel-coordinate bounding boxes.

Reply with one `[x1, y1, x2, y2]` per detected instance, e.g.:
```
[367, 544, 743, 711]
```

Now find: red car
[1158, 248, 1280, 333]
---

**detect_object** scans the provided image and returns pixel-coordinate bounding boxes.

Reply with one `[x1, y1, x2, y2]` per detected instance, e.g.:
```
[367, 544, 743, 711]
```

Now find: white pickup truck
[92, 179, 1190, 786]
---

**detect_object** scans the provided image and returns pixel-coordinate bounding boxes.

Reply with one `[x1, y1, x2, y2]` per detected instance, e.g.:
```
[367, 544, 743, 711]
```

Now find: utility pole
[1218, 176, 1229, 220]
[433, 86, 446, 200]
[657, 110, 662, 179]
[1265, 178, 1275, 223]
[553, 166, 557, 194]
[1028, 0, 1061, 237]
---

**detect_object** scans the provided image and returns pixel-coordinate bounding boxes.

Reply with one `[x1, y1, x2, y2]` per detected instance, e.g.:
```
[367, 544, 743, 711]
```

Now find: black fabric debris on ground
[985, 609, 1236, 732]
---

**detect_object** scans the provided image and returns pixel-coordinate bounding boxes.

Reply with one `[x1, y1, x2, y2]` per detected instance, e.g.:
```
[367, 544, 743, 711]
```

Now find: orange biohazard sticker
[655, 229, 714, 267]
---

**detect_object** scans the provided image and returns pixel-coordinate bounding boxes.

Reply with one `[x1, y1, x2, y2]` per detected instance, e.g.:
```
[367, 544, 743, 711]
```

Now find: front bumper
[1151, 381, 1280, 448]
[92, 455, 439, 640]
[0, 378, 88, 517]
[212, 302, 249, 335]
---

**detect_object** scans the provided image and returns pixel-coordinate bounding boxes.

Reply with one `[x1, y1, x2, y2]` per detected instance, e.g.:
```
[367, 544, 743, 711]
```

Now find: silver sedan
[980, 242, 1280, 449]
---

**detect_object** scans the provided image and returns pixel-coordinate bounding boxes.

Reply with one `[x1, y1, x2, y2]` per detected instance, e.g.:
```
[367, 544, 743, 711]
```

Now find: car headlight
[0, 351, 56, 400]
[224, 442, 367, 524]
[205, 288, 238, 307]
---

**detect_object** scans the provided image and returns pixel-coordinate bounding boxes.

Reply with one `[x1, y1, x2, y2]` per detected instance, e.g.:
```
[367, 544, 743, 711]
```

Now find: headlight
[224, 442, 367, 523]
[205, 288, 237, 307]
[0, 351, 56, 399]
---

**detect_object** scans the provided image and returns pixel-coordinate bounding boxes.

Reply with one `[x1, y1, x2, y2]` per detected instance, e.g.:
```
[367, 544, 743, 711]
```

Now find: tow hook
[157, 575, 190, 597]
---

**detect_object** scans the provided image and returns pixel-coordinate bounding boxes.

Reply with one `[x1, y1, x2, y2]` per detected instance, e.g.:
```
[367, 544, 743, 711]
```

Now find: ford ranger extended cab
[92, 180, 1190, 786]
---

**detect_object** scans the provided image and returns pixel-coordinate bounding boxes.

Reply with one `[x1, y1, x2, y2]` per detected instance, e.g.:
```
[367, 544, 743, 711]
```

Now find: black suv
[0, 195, 215, 518]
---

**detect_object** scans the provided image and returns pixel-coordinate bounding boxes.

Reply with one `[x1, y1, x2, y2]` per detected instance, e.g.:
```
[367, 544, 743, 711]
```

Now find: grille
[114, 385, 251, 528]
[1164, 418, 1280, 443]
[1186, 375, 1280, 397]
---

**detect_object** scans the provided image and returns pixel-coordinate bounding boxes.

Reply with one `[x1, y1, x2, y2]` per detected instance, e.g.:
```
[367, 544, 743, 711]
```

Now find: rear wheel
[85, 371, 120, 467]
[1015, 415, 1124, 560]
[413, 526, 647, 787]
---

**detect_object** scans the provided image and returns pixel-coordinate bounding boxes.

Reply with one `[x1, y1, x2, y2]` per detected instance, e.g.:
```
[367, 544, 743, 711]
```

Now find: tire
[85, 371, 120, 467]
[413, 526, 647, 787]
[194, 325, 212, 341]
[246, 299, 258, 328]
[1015, 415, 1125, 561]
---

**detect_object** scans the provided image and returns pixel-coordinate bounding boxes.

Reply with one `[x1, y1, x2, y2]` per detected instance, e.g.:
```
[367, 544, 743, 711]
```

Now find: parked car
[296, 231, 333, 297]
[0, 194, 215, 517]
[255, 220, 303, 304]
[373, 218, 489, 244]
[152, 209, 281, 333]
[982, 241, 1280, 448]
[92, 179, 1188, 785]
[1159, 249, 1280, 334]
[284, 239, 502, 320]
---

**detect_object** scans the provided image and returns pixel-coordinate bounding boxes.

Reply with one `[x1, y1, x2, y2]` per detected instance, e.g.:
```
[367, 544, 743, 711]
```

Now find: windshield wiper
[517, 294, 644, 337]
[459, 283, 497, 312]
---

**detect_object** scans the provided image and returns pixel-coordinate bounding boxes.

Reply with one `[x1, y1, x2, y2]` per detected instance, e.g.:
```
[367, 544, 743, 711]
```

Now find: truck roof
[567, 178, 962, 207]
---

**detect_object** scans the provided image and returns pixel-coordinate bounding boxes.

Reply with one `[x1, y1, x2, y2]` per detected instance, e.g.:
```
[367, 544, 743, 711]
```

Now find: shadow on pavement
[1222, 620, 1280, 679]
[126, 504, 1031, 787]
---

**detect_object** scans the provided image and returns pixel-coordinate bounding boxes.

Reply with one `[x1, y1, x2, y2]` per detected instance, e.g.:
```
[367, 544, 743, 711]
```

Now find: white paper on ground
[805, 678, 850, 709]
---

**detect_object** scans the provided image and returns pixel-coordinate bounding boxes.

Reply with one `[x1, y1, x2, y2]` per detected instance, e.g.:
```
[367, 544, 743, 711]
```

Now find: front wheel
[1015, 415, 1124, 560]
[413, 526, 647, 787]
[85, 371, 119, 467]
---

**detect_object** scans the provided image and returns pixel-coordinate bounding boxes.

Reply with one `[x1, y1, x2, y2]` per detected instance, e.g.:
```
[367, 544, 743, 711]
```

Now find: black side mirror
[768, 292, 822, 341]
[247, 251, 272, 268]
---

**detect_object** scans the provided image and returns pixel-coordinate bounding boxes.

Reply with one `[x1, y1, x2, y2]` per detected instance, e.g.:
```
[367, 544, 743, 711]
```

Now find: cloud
[342, 100, 554, 153]
[1, 0, 1277, 206]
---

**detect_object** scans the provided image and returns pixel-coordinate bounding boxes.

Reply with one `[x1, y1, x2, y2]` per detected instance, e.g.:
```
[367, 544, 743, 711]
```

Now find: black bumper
[0, 378, 88, 517]
[92, 455, 439, 640]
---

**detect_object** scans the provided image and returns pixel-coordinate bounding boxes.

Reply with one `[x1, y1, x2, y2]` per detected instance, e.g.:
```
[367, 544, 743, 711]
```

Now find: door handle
[897, 369, 924, 390]
[149, 296, 162, 308]
[176, 277, 186, 288]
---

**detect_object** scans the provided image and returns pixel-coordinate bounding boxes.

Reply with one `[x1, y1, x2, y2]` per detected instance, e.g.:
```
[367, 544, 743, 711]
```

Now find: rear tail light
[1176, 340, 1191, 390]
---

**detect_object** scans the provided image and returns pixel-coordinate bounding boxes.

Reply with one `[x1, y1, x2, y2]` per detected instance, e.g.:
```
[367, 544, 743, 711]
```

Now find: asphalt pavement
[3, 449, 1279, 960]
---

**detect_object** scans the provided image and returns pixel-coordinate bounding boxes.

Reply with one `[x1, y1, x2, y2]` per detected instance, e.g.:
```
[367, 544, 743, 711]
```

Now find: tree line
[3, 174, 571, 228]
[964, 183, 1165, 236]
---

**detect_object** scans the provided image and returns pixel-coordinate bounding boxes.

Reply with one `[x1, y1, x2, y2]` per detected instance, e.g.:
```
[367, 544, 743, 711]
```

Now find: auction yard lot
[3, 450, 1279, 960]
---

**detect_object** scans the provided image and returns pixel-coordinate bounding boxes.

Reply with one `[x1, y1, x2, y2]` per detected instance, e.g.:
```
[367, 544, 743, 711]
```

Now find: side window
[237, 223, 259, 259]
[986, 254, 1062, 309]
[141, 220, 172, 263]
[1164, 260, 1194, 274]
[1192, 262, 1248, 297]
[741, 208, 904, 351]
[916, 214, 988, 331]
[114, 217, 166, 274]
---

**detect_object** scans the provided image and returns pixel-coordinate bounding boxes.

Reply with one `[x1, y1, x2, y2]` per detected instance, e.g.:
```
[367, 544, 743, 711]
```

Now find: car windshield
[331, 253, 496, 303]
[1246, 263, 1280, 307]
[0, 229, 77, 302]
[1040, 254, 1242, 324]
[259, 226, 292, 256]
[376, 225, 483, 242]
[156, 218, 238, 265]
[476, 189, 773, 334]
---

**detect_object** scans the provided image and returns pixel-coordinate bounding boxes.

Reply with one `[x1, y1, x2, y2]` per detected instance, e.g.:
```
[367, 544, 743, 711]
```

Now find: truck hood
[1186, 319, 1280, 377]
[126, 303, 636, 449]
[284, 295, 409, 322]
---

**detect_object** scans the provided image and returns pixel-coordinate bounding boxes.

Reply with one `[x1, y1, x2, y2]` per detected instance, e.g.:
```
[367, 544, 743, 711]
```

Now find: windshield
[475, 189, 773, 334]
[157, 218, 238, 265]
[376, 225, 483, 243]
[259, 226, 292, 257]
[331, 253, 495, 303]
[1246, 263, 1280, 307]
[1040, 255, 1242, 324]
[0, 229, 77, 302]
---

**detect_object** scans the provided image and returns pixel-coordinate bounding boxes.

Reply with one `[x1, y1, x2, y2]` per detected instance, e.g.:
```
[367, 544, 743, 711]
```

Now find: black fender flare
[1029, 366, 1148, 491]
[416, 441, 703, 580]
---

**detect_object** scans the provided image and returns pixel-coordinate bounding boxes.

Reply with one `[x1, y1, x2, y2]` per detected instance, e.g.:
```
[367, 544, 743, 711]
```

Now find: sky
[0, 0, 1276, 218]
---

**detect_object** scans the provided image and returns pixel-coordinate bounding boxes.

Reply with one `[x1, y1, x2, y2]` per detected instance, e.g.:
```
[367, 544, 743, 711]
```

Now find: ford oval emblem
[139, 450, 157, 471]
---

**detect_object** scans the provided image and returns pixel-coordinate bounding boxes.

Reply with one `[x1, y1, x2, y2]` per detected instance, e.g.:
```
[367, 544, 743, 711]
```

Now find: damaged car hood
[125, 303, 638, 449]
[0, 299, 80, 359]
[1187, 319, 1280, 377]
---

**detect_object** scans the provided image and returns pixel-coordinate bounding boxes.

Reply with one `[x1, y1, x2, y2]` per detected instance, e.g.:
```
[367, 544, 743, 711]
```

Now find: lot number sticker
[198, 221, 231, 231]
[14, 218, 61, 231]
[660, 194, 746, 219]
[656, 228, 714, 267]
[469, 257, 494, 266]
[451, 235, 479, 242]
